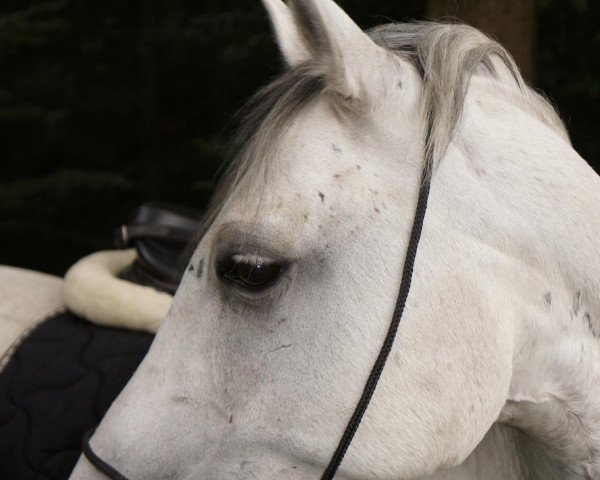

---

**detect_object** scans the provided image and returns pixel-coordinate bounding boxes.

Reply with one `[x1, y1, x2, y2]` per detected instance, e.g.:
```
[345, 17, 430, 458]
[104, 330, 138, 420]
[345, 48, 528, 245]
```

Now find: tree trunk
[427, 0, 535, 82]
[140, 0, 161, 199]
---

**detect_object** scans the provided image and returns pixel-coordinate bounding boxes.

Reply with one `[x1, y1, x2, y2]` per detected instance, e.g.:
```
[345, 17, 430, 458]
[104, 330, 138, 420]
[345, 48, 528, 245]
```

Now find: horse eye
[219, 257, 283, 291]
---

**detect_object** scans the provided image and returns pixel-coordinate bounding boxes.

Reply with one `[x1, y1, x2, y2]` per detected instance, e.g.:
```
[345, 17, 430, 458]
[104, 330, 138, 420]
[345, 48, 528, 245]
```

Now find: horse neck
[438, 80, 600, 478]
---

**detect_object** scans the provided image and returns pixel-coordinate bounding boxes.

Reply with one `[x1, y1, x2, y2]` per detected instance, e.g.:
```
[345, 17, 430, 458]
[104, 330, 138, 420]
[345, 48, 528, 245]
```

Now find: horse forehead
[273, 112, 381, 190]
[220, 100, 396, 236]
[239, 145, 377, 216]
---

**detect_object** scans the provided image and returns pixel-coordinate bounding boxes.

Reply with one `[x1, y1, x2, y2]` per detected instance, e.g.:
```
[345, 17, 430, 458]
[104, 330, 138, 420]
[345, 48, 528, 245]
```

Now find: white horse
[2, 0, 598, 478]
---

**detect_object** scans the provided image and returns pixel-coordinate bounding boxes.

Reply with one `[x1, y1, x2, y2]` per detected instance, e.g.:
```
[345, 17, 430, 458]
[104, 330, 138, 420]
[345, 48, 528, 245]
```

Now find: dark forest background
[1, 0, 598, 276]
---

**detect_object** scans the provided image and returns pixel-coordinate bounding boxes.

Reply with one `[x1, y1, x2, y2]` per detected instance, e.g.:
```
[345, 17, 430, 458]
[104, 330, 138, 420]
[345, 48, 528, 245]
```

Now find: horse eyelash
[230, 253, 274, 267]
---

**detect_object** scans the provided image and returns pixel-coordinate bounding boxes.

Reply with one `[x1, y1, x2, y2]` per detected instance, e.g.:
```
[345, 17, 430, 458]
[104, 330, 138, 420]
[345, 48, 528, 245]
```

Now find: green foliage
[0, 1, 67, 47]
[537, 0, 599, 161]
[0, 170, 138, 274]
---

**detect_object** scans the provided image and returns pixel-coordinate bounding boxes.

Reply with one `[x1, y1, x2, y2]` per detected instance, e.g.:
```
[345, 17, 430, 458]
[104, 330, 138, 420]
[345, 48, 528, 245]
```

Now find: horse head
[71, 1, 598, 479]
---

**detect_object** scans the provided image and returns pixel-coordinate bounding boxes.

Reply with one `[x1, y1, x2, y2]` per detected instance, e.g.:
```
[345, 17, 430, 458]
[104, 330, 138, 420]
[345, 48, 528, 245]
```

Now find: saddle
[115, 202, 202, 295]
[62, 202, 203, 332]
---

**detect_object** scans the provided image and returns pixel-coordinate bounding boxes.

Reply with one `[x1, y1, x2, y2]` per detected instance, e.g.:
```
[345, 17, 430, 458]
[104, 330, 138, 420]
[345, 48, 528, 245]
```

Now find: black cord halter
[82, 159, 432, 480]
[82, 428, 129, 480]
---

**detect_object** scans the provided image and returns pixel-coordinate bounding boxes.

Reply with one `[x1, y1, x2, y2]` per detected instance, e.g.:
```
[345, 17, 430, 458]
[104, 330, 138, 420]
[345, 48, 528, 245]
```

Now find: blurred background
[0, 0, 598, 276]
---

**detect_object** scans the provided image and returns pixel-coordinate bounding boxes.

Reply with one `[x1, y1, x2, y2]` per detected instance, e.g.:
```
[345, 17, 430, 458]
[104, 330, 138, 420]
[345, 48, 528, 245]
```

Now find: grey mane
[196, 21, 569, 238]
[368, 22, 569, 162]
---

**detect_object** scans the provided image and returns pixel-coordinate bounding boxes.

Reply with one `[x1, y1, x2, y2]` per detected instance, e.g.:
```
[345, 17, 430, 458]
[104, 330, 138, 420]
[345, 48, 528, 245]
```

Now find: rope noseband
[82, 159, 432, 479]
[82, 428, 129, 480]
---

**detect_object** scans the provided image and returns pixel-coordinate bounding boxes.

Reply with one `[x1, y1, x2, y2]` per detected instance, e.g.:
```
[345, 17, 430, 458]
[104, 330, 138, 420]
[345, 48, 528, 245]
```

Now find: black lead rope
[82, 428, 129, 480]
[320, 158, 432, 480]
[82, 161, 432, 480]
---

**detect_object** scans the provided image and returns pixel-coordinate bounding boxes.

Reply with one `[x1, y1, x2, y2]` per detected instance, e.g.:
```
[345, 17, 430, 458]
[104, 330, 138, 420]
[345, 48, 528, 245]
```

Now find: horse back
[0, 266, 64, 363]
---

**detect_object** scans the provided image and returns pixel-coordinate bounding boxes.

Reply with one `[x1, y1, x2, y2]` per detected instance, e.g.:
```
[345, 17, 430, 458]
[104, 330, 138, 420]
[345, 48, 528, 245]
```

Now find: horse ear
[262, 0, 311, 67]
[288, 0, 382, 99]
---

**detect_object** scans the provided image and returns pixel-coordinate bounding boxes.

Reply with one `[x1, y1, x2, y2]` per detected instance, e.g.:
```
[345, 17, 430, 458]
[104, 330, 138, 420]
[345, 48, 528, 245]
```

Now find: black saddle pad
[0, 310, 154, 479]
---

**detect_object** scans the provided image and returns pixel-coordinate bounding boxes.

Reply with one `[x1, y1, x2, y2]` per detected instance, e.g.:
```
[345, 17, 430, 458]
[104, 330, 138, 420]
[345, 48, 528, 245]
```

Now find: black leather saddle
[115, 202, 202, 294]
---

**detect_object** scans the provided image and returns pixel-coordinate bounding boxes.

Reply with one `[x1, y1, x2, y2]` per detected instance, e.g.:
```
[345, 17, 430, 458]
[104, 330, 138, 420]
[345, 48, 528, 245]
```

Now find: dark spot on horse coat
[356, 164, 361, 170]
[318, 192, 325, 202]
[229, 414, 233, 424]
[187, 264, 194, 272]
[197, 258, 205, 278]
[268, 343, 293, 353]
[332, 143, 342, 153]
[172, 395, 194, 405]
[375, 207, 381, 214]
[543, 291, 552, 306]
[586, 312, 600, 339]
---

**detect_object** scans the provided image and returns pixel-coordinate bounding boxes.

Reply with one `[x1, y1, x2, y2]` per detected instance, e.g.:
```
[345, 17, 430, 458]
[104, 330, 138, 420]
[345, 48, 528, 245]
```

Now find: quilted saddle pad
[0, 310, 154, 479]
